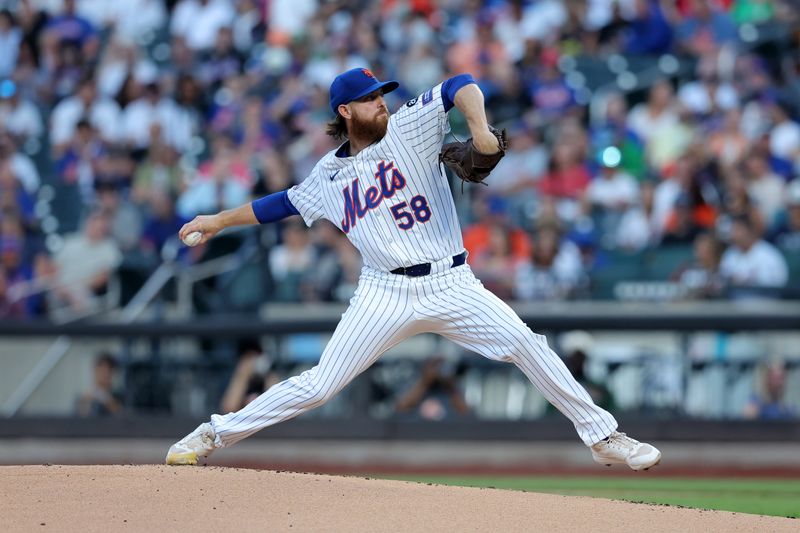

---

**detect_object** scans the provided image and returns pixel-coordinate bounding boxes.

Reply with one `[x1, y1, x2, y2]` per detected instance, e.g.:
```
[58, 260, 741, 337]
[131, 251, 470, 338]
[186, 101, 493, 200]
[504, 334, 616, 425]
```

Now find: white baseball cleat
[165, 422, 217, 466]
[590, 431, 662, 471]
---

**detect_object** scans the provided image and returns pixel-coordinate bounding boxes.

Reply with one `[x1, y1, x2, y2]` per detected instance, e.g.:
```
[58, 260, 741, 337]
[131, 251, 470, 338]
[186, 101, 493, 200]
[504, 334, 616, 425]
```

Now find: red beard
[350, 109, 389, 144]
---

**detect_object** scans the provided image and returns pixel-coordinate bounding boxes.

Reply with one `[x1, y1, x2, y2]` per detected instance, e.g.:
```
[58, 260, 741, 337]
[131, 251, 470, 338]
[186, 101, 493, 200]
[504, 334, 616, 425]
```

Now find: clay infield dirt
[1, 465, 796, 532]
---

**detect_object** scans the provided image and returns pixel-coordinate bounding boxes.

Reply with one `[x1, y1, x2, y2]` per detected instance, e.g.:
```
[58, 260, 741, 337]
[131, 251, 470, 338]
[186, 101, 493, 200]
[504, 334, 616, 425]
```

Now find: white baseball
[182, 231, 203, 247]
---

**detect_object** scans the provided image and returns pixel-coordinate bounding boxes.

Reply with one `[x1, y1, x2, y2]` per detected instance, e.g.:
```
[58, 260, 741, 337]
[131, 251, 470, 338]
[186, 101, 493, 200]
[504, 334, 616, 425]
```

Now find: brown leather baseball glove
[439, 126, 508, 187]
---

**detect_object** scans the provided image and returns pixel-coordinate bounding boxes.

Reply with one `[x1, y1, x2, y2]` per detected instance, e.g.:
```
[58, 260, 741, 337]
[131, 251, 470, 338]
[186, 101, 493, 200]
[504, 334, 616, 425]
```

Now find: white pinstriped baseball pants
[211, 263, 618, 447]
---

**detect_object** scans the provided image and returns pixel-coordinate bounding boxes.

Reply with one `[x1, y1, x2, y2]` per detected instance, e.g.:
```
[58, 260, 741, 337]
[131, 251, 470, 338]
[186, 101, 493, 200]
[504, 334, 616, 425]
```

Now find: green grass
[383, 476, 800, 518]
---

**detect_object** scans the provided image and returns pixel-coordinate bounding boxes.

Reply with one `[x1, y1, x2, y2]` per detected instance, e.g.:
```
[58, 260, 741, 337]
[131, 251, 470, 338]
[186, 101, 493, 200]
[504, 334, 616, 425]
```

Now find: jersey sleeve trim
[251, 190, 300, 224]
[441, 73, 476, 112]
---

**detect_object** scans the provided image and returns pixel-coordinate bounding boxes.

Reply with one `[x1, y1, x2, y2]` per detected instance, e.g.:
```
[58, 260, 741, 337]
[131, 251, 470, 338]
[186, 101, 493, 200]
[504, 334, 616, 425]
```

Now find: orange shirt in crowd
[463, 224, 532, 262]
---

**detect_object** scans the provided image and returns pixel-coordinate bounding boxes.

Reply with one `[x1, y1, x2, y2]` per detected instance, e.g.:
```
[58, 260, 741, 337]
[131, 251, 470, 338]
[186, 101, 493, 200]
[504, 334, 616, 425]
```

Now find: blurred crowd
[0, 0, 799, 319]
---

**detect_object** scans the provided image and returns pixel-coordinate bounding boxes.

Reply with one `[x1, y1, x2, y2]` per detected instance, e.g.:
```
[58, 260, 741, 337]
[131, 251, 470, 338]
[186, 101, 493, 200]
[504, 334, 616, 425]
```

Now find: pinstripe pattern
[210, 79, 619, 449]
[212, 272, 424, 446]
[212, 266, 617, 448]
[287, 83, 461, 271]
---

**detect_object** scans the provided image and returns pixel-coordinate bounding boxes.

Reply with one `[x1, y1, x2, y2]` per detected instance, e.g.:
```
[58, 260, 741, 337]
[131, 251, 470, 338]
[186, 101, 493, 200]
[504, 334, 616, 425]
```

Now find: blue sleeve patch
[422, 89, 433, 105]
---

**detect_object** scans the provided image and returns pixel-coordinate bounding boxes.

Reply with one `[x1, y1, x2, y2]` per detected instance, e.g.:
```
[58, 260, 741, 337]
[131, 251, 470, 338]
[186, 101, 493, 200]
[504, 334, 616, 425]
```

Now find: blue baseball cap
[329, 68, 399, 116]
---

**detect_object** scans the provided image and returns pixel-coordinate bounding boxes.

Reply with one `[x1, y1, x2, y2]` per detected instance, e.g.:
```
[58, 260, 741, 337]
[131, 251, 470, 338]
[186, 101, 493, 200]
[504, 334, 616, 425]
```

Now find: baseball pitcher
[166, 69, 662, 471]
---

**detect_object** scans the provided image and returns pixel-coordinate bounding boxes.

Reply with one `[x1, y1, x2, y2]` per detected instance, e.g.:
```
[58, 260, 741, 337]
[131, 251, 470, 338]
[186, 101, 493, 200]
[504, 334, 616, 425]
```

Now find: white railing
[1, 230, 260, 415]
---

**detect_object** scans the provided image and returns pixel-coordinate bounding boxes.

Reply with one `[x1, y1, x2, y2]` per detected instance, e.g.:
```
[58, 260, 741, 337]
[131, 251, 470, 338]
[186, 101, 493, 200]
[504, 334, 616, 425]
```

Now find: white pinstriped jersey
[207, 85, 623, 454]
[287, 83, 464, 271]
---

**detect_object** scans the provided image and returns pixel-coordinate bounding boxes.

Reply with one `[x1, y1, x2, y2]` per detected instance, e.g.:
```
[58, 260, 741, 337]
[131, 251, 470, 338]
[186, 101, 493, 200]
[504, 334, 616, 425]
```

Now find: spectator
[538, 142, 592, 221]
[676, 232, 727, 299]
[52, 209, 122, 313]
[469, 222, 519, 300]
[623, 0, 673, 55]
[769, 179, 800, 252]
[131, 143, 184, 205]
[269, 0, 316, 42]
[122, 81, 185, 153]
[0, 159, 35, 225]
[0, 0, 796, 314]
[742, 360, 796, 420]
[0, 79, 44, 142]
[199, 26, 244, 92]
[590, 92, 647, 180]
[616, 181, 659, 250]
[676, 0, 738, 57]
[489, 124, 548, 198]
[0, 9, 21, 78]
[176, 135, 251, 218]
[708, 109, 750, 167]
[768, 100, 800, 166]
[14, 0, 48, 71]
[231, 0, 265, 53]
[94, 143, 136, 192]
[220, 338, 277, 413]
[55, 119, 106, 206]
[716, 167, 765, 239]
[96, 39, 140, 99]
[558, 330, 617, 412]
[0, 228, 37, 317]
[586, 146, 640, 236]
[301, 221, 361, 303]
[514, 224, 584, 300]
[268, 219, 316, 302]
[743, 150, 785, 230]
[141, 192, 188, 256]
[42, 0, 99, 63]
[626, 79, 679, 148]
[394, 356, 470, 420]
[0, 130, 39, 196]
[661, 193, 705, 245]
[677, 54, 739, 117]
[720, 215, 788, 290]
[446, 12, 508, 83]
[104, 0, 167, 46]
[526, 48, 575, 124]
[1, 212, 51, 313]
[95, 184, 143, 253]
[647, 105, 696, 173]
[655, 151, 719, 238]
[478, 122, 545, 211]
[170, 0, 236, 52]
[50, 74, 122, 151]
[170, 73, 204, 153]
[76, 352, 122, 417]
[463, 194, 531, 263]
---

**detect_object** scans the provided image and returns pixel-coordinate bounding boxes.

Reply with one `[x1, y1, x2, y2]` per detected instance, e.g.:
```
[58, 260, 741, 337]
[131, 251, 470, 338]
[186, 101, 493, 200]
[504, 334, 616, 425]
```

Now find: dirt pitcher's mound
[1, 465, 795, 532]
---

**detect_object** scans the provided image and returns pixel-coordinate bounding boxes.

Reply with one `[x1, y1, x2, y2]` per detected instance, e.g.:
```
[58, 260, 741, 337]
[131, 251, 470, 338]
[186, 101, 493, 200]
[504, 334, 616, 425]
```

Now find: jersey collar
[335, 140, 352, 158]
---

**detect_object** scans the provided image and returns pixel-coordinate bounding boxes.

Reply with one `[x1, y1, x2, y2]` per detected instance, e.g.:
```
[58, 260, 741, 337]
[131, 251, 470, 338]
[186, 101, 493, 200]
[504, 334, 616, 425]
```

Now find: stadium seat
[782, 249, 800, 290]
[589, 250, 646, 299]
[644, 245, 694, 281]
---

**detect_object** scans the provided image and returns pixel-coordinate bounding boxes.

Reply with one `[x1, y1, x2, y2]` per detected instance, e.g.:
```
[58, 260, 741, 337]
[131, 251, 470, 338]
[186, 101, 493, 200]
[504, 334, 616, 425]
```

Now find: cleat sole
[166, 452, 198, 466]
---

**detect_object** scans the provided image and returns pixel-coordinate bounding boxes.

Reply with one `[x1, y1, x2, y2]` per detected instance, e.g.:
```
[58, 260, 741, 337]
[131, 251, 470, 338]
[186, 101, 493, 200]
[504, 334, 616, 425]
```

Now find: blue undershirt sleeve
[441, 73, 476, 112]
[251, 190, 300, 224]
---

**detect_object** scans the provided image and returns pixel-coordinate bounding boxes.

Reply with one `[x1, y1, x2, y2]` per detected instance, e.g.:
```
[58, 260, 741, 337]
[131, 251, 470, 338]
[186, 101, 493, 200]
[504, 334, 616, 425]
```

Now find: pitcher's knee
[507, 328, 547, 362]
[287, 369, 338, 409]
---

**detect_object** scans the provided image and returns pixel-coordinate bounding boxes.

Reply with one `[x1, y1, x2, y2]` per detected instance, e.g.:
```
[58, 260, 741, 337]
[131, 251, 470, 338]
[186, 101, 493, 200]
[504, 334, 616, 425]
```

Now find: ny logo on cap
[362, 68, 376, 80]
